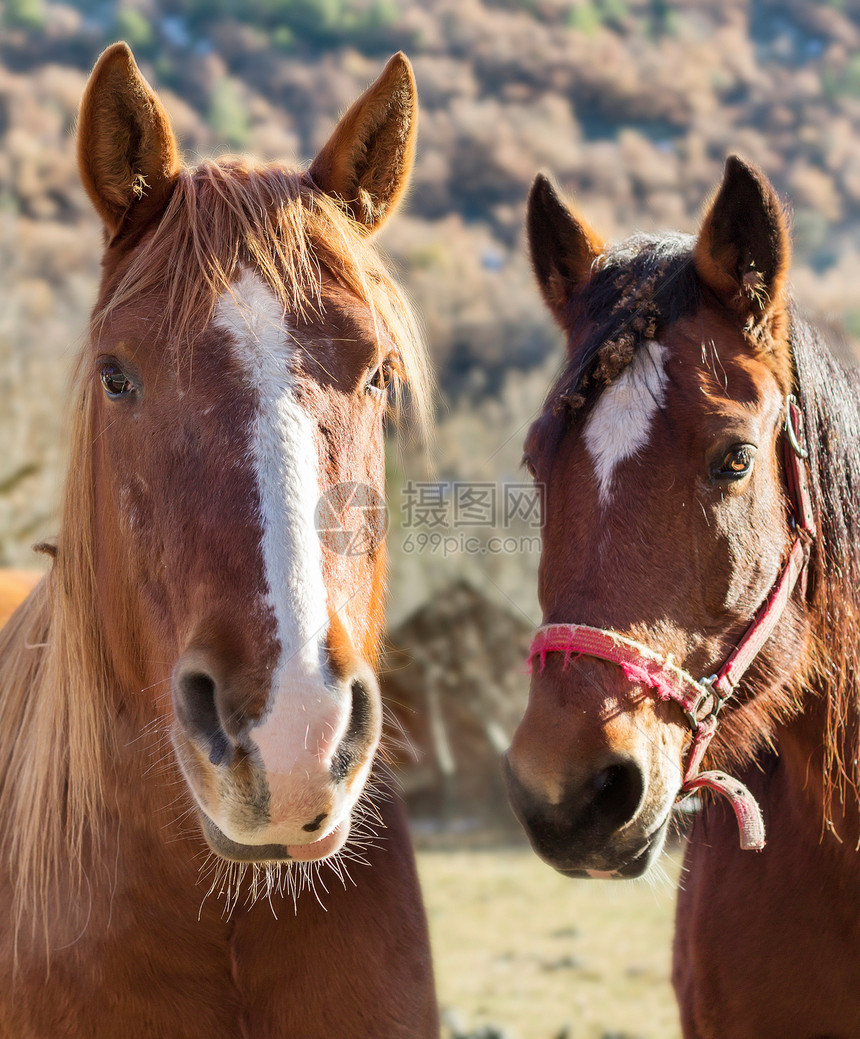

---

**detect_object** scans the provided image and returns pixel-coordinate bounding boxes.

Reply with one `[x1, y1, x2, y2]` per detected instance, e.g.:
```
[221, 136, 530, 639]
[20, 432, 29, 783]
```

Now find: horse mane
[790, 310, 860, 820]
[543, 232, 701, 417]
[0, 157, 431, 950]
[0, 373, 110, 954]
[539, 231, 860, 824]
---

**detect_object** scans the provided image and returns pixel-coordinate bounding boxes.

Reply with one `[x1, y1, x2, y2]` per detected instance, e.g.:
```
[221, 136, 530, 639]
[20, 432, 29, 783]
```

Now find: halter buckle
[684, 674, 724, 732]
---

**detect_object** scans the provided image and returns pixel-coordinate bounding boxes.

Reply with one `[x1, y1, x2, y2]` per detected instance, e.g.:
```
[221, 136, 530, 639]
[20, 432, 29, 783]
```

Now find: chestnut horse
[506, 157, 860, 1036]
[0, 44, 438, 1037]
[0, 571, 40, 630]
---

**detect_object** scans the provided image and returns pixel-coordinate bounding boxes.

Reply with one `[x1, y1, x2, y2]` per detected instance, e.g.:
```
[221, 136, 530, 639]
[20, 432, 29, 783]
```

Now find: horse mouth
[540, 816, 671, 880]
[198, 811, 348, 863]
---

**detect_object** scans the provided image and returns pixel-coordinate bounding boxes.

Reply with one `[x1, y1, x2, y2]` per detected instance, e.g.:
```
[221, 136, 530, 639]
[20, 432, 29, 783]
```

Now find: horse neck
[754, 711, 859, 884]
[768, 557, 860, 851]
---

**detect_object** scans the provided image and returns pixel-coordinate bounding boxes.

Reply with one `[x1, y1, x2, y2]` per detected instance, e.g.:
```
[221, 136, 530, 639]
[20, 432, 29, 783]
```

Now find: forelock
[545, 232, 701, 422]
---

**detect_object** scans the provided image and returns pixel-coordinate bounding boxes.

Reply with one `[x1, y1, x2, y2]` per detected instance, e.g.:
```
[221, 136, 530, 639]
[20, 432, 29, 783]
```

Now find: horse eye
[523, 457, 538, 479]
[100, 362, 135, 399]
[716, 445, 755, 479]
[366, 358, 392, 399]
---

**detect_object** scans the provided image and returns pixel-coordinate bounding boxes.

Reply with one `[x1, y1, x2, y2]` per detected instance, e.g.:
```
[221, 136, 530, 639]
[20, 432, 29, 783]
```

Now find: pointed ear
[527, 173, 604, 330]
[308, 52, 417, 233]
[694, 155, 790, 324]
[77, 42, 180, 241]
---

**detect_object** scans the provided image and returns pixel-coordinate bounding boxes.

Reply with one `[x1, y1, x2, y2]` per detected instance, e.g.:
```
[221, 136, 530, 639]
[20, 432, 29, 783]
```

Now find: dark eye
[715, 445, 755, 480]
[523, 456, 538, 479]
[100, 362, 135, 399]
[366, 358, 393, 399]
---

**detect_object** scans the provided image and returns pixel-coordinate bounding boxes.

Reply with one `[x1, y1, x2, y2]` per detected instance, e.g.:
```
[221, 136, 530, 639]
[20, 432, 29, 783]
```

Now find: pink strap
[681, 772, 766, 851]
[678, 716, 764, 851]
[785, 397, 816, 536]
[682, 715, 716, 781]
[712, 536, 806, 700]
[528, 625, 705, 713]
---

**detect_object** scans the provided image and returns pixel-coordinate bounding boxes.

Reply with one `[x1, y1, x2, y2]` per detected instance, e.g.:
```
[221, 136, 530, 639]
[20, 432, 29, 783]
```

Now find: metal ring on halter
[785, 393, 809, 459]
[683, 674, 723, 733]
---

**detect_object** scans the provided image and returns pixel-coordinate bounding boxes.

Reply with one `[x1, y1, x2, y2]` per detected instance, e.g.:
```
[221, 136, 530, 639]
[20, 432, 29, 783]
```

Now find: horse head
[506, 158, 812, 876]
[73, 43, 426, 865]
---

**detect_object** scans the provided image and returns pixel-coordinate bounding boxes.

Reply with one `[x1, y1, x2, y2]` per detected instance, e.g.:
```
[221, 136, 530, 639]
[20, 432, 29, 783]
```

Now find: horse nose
[580, 758, 644, 831]
[504, 753, 645, 859]
[171, 652, 380, 780]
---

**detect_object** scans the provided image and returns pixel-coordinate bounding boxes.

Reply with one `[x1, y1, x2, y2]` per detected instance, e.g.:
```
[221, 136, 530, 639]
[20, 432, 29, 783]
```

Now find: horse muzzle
[170, 646, 382, 862]
[502, 750, 672, 878]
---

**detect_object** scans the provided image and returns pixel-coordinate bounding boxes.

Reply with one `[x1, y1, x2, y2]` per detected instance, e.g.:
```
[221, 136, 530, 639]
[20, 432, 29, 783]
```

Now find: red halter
[527, 395, 815, 852]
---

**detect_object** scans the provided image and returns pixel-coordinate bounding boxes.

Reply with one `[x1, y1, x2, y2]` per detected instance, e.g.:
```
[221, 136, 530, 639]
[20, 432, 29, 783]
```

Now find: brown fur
[510, 156, 860, 1035]
[0, 44, 437, 1037]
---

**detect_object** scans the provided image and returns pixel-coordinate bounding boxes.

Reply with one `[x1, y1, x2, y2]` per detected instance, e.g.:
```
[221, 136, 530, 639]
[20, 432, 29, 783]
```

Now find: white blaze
[214, 270, 348, 832]
[583, 339, 668, 505]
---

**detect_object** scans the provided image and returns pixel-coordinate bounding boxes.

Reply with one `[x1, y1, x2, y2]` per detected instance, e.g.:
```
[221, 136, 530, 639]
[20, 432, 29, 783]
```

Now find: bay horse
[0, 43, 438, 1037]
[506, 157, 860, 1036]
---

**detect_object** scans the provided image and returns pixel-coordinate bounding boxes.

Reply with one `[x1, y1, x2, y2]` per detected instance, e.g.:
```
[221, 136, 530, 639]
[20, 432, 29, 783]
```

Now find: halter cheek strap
[526, 394, 816, 853]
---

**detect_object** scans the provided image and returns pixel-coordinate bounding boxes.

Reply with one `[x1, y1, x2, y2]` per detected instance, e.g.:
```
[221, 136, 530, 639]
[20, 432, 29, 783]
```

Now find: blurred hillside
[3, 0, 860, 619]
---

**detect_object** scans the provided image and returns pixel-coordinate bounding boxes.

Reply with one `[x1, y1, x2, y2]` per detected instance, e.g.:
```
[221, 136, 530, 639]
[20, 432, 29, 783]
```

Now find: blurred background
[3, 0, 860, 1035]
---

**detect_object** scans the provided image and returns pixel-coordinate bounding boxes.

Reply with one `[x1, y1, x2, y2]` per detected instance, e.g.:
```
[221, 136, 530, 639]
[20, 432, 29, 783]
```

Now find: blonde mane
[0, 157, 431, 945]
[0, 374, 109, 950]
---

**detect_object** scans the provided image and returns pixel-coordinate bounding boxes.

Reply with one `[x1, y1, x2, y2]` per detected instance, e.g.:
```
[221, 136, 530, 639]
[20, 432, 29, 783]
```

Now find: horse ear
[694, 155, 790, 324]
[527, 173, 604, 330]
[77, 43, 180, 241]
[308, 52, 417, 233]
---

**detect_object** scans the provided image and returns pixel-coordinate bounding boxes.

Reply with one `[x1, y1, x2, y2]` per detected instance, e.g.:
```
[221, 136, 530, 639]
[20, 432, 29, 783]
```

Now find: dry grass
[417, 842, 684, 1039]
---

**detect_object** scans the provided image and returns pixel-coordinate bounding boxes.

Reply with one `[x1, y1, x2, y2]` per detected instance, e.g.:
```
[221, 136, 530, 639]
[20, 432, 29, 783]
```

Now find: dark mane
[791, 309, 860, 814]
[544, 232, 701, 417]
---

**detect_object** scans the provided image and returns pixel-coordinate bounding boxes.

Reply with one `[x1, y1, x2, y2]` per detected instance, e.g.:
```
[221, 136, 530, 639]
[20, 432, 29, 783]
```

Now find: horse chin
[537, 814, 672, 881]
[198, 810, 350, 864]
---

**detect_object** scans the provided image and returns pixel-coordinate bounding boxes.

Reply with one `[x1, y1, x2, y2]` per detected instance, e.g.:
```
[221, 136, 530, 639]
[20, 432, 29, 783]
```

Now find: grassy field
[417, 842, 684, 1039]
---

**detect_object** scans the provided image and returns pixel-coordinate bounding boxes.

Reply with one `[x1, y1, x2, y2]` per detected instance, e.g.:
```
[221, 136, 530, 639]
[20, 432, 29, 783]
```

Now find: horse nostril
[174, 669, 231, 766]
[588, 760, 644, 830]
[330, 679, 375, 783]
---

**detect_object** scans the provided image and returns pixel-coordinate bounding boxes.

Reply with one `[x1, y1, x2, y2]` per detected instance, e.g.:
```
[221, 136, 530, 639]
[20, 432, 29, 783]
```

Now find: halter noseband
[526, 394, 815, 852]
